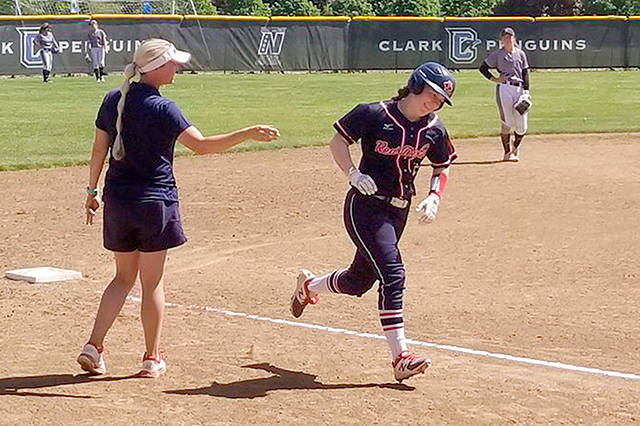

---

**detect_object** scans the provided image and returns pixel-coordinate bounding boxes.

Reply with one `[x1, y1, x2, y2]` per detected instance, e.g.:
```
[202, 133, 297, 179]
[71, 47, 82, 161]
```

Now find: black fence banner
[0, 15, 638, 75]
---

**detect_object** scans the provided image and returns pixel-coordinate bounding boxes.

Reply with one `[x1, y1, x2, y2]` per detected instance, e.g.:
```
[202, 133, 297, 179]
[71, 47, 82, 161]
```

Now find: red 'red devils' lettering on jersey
[375, 140, 429, 159]
[333, 100, 456, 199]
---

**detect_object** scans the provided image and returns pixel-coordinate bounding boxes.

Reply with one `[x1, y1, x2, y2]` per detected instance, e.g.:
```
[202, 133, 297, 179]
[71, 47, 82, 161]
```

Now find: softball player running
[87, 20, 109, 82]
[34, 23, 59, 83]
[479, 27, 531, 162]
[78, 38, 279, 378]
[290, 62, 457, 383]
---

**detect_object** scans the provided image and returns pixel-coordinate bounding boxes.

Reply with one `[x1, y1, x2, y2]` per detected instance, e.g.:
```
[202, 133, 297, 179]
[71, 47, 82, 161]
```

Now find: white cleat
[503, 151, 512, 162]
[77, 343, 106, 375]
[290, 269, 318, 318]
[138, 353, 167, 378]
[392, 351, 431, 383]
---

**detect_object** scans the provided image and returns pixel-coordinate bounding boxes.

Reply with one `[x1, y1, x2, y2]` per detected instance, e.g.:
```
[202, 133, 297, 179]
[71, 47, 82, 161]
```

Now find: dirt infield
[1, 133, 639, 425]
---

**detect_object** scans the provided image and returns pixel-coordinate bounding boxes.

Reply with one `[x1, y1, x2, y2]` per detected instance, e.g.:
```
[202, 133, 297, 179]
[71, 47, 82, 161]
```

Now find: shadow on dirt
[0, 373, 137, 398]
[164, 363, 416, 399]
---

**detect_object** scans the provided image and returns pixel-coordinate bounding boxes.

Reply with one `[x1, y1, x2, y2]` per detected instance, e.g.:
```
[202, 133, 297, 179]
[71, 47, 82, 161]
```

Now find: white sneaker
[392, 351, 431, 382]
[138, 353, 167, 378]
[290, 269, 318, 318]
[77, 343, 106, 375]
[509, 152, 519, 162]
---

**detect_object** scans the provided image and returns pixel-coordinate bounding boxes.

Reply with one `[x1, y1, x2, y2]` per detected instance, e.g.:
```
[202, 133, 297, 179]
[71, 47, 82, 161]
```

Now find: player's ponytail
[112, 62, 137, 161]
[392, 86, 411, 101]
[112, 38, 174, 161]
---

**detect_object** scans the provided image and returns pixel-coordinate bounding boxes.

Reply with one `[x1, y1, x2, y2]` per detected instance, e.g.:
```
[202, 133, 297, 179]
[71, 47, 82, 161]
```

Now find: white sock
[307, 270, 345, 295]
[380, 310, 407, 360]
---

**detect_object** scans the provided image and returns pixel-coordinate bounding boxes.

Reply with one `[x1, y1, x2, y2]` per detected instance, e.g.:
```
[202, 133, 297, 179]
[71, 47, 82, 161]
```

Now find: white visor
[138, 44, 191, 73]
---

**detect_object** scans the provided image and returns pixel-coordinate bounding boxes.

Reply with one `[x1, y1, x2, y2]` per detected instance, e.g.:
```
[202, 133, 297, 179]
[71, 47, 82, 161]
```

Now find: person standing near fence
[479, 27, 532, 162]
[34, 23, 59, 83]
[86, 20, 109, 82]
[290, 62, 457, 383]
[78, 38, 280, 378]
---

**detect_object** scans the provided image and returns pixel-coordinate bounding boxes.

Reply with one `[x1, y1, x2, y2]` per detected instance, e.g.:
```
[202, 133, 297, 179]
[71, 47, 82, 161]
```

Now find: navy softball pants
[334, 188, 409, 311]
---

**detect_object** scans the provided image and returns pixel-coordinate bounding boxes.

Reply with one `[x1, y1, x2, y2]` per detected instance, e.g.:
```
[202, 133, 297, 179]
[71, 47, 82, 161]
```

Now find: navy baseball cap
[501, 27, 515, 36]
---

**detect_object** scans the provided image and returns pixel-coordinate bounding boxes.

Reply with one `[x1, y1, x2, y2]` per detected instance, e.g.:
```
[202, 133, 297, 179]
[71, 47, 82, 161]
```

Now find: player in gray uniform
[479, 27, 531, 162]
[34, 23, 60, 83]
[87, 20, 109, 82]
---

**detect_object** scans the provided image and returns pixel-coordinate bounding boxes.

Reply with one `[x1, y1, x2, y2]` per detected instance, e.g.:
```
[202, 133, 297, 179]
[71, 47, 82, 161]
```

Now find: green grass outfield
[0, 70, 638, 171]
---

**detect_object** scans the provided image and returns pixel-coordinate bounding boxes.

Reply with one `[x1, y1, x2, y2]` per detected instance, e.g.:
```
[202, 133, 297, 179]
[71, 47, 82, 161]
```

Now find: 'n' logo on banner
[257, 27, 286, 70]
[258, 28, 286, 55]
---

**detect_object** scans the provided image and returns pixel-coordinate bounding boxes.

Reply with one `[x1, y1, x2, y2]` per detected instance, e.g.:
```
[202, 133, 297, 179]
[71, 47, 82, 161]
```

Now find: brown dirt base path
[1, 134, 639, 425]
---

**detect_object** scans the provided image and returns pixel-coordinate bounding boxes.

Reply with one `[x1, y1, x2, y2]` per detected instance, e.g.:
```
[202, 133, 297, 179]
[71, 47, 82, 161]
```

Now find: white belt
[372, 195, 409, 209]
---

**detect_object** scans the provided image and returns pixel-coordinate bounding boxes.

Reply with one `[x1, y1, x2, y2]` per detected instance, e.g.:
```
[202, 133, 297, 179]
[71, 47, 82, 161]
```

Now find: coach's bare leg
[139, 250, 168, 357]
[88, 251, 140, 349]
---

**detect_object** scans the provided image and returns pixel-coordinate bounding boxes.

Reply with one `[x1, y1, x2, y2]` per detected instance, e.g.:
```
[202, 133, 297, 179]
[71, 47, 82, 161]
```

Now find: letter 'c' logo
[16, 27, 43, 69]
[445, 27, 481, 64]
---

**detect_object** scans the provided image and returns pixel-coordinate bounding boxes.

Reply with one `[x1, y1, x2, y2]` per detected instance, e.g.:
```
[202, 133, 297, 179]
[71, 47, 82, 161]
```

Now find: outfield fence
[0, 15, 638, 75]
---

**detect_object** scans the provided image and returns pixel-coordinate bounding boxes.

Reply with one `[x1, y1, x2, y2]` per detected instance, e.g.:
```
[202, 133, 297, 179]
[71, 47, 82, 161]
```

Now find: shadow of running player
[0, 373, 138, 399]
[164, 363, 414, 399]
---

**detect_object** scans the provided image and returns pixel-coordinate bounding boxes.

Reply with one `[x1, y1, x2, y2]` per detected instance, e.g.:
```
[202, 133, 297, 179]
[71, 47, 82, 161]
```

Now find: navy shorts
[103, 198, 187, 252]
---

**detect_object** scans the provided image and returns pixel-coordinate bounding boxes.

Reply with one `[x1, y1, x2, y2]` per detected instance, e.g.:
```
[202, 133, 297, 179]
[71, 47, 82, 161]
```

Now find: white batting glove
[349, 168, 377, 195]
[416, 193, 440, 224]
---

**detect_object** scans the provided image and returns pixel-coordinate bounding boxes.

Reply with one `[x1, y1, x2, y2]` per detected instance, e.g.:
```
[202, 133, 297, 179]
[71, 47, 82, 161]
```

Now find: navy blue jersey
[96, 82, 192, 202]
[334, 100, 456, 199]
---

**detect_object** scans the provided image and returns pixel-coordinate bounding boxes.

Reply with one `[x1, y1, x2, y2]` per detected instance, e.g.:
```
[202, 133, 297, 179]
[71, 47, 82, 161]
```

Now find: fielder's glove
[515, 90, 532, 115]
[84, 52, 91, 63]
[416, 193, 440, 224]
[349, 168, 377, 195]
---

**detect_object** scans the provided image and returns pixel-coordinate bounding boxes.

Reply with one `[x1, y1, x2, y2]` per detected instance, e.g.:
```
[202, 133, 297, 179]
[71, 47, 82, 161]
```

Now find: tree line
[210, 0, 640, 16]
[2, 0, 638, 16]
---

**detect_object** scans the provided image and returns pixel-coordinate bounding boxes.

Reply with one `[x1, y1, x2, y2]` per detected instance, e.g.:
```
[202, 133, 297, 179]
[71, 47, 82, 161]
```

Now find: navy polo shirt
[96, 82, 192, 202]
[334, 100, 457, 199]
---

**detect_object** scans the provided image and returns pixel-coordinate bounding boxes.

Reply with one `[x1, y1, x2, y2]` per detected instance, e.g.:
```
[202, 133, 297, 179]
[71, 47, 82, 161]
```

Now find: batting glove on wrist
[416, 193, 440, 224]
[349, 168, 377, 195]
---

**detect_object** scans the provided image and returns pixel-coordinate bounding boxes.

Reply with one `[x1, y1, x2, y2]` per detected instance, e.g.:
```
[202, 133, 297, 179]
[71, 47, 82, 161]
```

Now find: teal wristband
[86, 187, 99, 196]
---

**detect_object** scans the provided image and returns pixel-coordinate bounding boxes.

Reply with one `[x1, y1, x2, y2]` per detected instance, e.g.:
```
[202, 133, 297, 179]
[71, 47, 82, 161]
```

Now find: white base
[5, 267, 83, 283]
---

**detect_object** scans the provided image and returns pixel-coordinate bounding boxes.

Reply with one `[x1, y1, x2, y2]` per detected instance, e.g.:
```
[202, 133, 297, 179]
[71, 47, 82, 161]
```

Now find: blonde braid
[112, 62, 137, 161]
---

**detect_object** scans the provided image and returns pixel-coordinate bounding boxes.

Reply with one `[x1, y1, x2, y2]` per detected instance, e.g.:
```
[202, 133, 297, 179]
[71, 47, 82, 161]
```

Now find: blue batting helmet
[407, 62, 456, 106]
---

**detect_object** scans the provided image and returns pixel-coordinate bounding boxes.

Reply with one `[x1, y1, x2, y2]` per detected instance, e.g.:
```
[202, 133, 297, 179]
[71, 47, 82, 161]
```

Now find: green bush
[493, 0, 581, 16]
[440, 0, 498, 16]
[267, 0, 321, 15]
[222, 0, 271, 15]
[323, 0, 373, 15]
[582, 0, 640, 14]
[190, 0, 218, 14]
[373, 0, 440, 16]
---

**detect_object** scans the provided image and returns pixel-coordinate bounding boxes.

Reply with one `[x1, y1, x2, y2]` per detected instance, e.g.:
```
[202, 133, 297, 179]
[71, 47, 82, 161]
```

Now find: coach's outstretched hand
[248, 125, 280, 142]
[416, 193, 440, 224]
